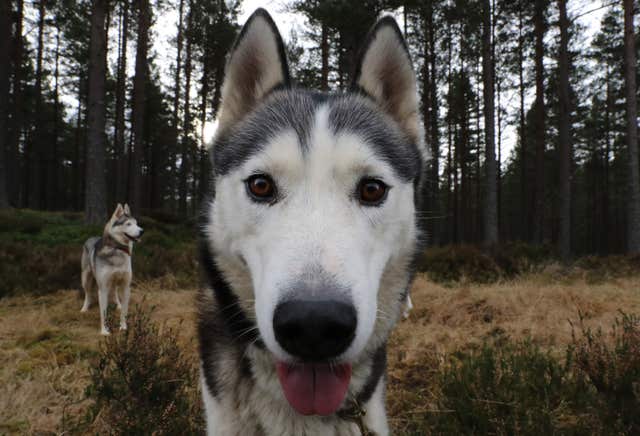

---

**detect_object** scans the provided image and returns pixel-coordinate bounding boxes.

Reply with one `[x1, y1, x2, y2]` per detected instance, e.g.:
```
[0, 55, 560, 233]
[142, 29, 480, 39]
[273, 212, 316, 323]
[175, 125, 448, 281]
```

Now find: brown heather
[1, 273, 639, 434]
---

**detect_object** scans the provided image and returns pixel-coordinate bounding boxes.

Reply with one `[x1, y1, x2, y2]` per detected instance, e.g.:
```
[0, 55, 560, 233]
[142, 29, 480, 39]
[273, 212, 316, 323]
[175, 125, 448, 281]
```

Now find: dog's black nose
[139, 228, 144, 235]
[273, 299, 357, 360]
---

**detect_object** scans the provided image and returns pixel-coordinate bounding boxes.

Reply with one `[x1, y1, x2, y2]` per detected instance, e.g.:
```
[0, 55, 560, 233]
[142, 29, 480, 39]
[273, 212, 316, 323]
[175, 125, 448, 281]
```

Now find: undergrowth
[417, 243, 640, 285]
[61, 302, 639, 435]
[389, 312, 640, 435]
[69, 303, 203, 435]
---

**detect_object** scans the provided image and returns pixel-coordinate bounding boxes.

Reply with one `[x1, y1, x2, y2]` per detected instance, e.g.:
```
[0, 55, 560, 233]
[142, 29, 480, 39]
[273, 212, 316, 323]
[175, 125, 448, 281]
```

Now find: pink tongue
[276, 362, 352, 416]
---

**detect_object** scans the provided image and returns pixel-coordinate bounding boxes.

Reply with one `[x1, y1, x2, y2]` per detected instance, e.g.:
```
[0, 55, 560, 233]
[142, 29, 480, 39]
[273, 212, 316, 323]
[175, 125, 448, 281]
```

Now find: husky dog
[198, 9, 426, 436]
[81, 203, 144, 335]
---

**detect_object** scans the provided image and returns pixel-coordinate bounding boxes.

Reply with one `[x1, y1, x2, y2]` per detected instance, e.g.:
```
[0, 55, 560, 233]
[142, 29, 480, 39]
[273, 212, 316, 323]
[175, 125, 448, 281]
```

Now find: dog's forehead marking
[213, 90, 421, 181]
[112, 214, 132, 227]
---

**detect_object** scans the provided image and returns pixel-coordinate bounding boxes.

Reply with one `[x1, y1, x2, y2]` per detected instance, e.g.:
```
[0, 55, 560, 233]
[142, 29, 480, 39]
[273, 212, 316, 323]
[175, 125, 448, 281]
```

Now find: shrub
[573, 255, 640, 283]
[83, 304, 203, 435]
[569, 312, 640, 433]
[417, 245, 502, 284]
[428, 340, 594, 435]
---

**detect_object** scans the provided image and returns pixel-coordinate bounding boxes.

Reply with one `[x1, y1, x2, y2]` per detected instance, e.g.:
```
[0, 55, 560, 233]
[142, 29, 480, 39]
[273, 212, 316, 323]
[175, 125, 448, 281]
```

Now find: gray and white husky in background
[198, 9, 426, 436]
[81, 203, 144, 335]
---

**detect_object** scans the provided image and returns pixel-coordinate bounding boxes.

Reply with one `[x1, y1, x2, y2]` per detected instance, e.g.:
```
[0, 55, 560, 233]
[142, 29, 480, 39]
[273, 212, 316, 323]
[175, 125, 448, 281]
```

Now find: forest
[1, 0, 640, 258]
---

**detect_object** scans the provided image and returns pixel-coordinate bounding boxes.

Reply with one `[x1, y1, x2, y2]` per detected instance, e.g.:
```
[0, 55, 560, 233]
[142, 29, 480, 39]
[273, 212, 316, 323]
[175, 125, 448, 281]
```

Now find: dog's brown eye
[246, 174, 276, 202]
[358, 178, 388, 206]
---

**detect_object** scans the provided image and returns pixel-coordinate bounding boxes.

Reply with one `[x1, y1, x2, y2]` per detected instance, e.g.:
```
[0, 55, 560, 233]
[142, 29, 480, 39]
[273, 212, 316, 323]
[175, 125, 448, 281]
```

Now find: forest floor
[2, 273, 639, 435]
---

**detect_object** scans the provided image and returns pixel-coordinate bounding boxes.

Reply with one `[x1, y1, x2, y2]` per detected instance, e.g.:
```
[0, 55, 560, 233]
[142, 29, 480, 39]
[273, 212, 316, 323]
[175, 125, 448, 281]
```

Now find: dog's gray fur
[81, 203, 143, 335]
[198, 9, 426, 436]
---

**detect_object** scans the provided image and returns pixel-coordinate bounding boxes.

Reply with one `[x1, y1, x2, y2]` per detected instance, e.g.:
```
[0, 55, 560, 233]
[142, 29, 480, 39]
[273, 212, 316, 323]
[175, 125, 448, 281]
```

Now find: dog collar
[337, 398, 373, 436]
[115, 244, 131, 256]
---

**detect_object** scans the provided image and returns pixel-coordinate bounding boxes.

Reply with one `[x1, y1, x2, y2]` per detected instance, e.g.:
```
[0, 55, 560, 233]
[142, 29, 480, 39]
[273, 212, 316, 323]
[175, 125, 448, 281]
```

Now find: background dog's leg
[80, 269, 94, 312]
[120, 284, 130, 330]
[114, 288, 122, 310]
[98, 287, 110, 335]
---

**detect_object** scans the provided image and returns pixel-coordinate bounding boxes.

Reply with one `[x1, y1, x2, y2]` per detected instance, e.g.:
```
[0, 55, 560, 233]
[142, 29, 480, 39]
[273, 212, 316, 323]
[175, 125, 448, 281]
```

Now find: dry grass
[393, 273, 640, 357]
[0, 287, 198, 434]
[1, 273, 639, 434]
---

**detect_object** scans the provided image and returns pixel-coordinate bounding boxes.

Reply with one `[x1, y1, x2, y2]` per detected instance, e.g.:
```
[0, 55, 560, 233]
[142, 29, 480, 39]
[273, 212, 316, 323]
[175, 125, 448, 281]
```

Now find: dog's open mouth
[125, 234, 140, 243]
[276, 362, 351, 416]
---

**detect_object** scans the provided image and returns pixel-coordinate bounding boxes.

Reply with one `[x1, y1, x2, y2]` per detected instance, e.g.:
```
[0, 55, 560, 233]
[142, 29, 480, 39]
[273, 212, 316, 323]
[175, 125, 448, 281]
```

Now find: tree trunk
[29, 0, 47, 209]
[604, 66, 612, 253]
[321, 23, 329, 91]
[493, 0, 501, 237]
[0, 0, 12, 208]
[172, 0, 184, 211]
[51, 23, 61, 210]
[130, 0, 150, 211]
[482, 0, 497, 245]
[624, 0, 640, 253]
[447, 23, 454, 244]
[114, 0, 129, 203]
[85, 0, 108, 224]
[9, 0, 24, 206]
[532, 0, 546, 244]
[74, 79, 83, 210]
[518, 9, 527, 242]
[557, 0, 571, 260]
[179, 3, 193, 216]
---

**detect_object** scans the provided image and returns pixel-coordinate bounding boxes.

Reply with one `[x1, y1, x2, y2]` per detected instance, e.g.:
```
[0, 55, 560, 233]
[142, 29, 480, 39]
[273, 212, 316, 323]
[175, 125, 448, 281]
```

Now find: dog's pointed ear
[353, 16, 420, 143]
[113, 204, 124, 218]
[216, 9, 290, 133]
[123, 204, 131, 215]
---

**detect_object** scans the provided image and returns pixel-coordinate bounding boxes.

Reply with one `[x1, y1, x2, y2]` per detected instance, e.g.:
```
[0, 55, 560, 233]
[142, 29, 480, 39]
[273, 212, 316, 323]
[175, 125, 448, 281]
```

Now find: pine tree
[623, 0, 640, 253]
[85, 0, 108, 224]
[532, 0, 546, 244]
[483, 0, 498, 245]
[130, 0, 151, 211]
[557, 0, 571, 259]
[114, 0, 130, 203]
[0, 0, 11, 208]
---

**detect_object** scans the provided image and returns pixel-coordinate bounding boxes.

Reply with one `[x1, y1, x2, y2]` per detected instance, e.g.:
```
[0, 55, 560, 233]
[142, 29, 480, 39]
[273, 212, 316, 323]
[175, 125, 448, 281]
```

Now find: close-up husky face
[201, 9, 425, 418]
[107, 203, 144, 245]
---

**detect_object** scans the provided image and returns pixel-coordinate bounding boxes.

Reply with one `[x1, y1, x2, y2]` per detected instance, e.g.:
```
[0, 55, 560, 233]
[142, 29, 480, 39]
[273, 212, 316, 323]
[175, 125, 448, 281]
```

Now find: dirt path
[1, 274, 639, 434]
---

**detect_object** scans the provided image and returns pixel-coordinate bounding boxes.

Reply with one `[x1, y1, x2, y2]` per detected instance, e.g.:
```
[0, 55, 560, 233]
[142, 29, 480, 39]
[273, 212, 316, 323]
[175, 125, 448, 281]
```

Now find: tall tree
[130, 0, 151, 211]
[85, 0, 109, 224]
[557, 0, 571, 259]
[532, 0, 546, 243]
[320, 23, 329, 91]
[32, 0, 47, 209]
[114, 0, 130, 202]
[50, 21, 61, 210]
[623, 0, 640, 252]
[518, 5, 528, 241]
[482, 0, 497, 244]
[179, 1, 193, 216]
[0, 0, 11, 208]
[172, 0, 185, 206]
[9, 0, 24, 206]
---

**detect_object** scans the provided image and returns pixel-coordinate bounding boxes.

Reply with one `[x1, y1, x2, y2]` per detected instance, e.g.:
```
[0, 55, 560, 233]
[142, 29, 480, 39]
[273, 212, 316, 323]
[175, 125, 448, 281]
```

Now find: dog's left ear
[123, 204, 131, 215]
[216, 9, 290, 133]
[353, 16, 420, 143]
[113, 203, 124, 218]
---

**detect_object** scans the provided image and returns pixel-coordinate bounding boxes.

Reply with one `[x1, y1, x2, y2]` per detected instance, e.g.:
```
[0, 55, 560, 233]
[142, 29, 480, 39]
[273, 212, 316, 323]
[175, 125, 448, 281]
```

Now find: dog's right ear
[216, 8, 290, 133]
